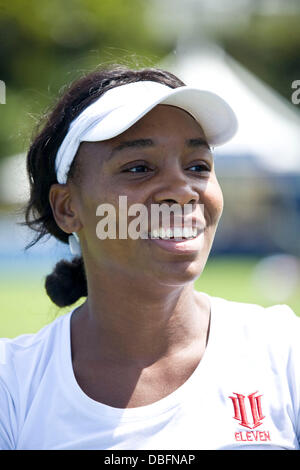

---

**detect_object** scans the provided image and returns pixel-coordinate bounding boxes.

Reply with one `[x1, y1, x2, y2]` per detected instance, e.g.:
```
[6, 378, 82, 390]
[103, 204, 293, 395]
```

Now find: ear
[49, 183, 83, 234]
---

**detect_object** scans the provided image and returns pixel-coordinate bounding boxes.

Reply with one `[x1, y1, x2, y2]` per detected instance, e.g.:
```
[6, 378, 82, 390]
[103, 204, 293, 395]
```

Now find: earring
[68, 232, 82, 256]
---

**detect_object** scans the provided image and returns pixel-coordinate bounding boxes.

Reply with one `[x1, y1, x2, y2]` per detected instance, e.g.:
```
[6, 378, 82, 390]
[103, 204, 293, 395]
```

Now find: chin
[149, 256, 208, 287]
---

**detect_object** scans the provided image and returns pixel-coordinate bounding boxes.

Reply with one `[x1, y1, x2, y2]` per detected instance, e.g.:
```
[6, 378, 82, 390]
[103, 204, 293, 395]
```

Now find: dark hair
[21, 64, 186, 307]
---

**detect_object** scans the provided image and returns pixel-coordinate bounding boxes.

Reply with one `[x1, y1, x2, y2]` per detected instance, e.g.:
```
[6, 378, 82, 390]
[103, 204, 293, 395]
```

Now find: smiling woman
[0, 65, 300, 451]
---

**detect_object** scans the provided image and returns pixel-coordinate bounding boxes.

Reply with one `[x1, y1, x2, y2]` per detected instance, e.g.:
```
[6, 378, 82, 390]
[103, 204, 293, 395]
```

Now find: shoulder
[0, 312, 70, 373]
[0, 311, 74, 449]
[209, 294, 300, 350]
[0, 311, 72, 448]
[210, 294, 298, 324]
[210, 296, 299, 319]
[0, 312, 71, 395]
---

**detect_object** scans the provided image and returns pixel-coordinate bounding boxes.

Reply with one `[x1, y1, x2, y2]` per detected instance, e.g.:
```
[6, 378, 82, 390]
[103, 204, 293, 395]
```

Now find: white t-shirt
[0, 294, 299, 450]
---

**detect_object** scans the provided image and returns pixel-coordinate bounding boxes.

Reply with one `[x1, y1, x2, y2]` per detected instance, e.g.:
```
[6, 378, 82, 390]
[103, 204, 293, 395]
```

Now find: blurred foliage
[1, 1, 300, 161]
[216, 14, 300, 103]
[0, 0, 170, 159]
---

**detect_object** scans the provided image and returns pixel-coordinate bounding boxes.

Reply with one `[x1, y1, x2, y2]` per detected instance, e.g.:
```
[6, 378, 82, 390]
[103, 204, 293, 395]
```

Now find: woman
[0, 65, 299, 450]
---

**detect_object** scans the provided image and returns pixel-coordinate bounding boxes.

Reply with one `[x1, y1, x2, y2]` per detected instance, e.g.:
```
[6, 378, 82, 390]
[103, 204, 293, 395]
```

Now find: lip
[145, 229, 205, 254]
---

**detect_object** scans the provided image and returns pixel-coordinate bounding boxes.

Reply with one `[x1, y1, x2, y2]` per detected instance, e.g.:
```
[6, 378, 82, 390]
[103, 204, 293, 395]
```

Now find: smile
[145, 227, 205, 254]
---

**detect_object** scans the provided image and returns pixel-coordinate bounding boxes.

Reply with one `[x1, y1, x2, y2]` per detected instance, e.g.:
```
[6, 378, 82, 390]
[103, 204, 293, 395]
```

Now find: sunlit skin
[49, 105, 224, 408]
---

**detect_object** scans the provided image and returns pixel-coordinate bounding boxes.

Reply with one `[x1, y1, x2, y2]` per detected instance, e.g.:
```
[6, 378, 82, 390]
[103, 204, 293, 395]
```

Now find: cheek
[78, 176, 116, 222]
[202, 179, 224, 226]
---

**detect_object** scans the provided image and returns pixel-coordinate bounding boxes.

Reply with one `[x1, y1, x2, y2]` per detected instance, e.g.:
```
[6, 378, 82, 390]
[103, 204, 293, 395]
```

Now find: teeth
[183, 227, 198, 238]
[183, 227, 190, 238]
[150, 227, 198, 239]
[173, 227, 183, 238]
[159, 228, 166, 238]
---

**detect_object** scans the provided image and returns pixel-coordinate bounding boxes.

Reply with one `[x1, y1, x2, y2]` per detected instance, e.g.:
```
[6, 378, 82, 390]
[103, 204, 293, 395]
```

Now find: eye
[123, 164, 151, 173]
[187, 163, 211, 172]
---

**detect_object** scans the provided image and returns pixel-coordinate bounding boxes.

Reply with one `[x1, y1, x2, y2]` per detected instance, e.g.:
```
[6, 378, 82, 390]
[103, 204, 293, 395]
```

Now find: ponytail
[45, 256, 87, 307]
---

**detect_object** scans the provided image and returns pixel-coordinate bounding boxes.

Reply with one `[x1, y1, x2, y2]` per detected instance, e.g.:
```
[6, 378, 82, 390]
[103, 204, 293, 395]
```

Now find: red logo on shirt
[229, 391, 265, 429]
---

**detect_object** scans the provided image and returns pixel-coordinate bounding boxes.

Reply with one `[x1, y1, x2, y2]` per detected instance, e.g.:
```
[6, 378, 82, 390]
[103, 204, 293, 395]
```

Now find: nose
[152, 168, 200, 207]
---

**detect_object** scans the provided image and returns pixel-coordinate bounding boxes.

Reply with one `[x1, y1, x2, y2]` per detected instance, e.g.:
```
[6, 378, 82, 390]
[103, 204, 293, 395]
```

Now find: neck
[73, 265, 210, 365]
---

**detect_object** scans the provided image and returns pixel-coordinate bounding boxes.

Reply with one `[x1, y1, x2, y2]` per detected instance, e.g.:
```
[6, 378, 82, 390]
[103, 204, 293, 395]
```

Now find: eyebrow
[187, 138, 210, 149]
[111, 139, 154, 154]
[108, 137, 210, 160]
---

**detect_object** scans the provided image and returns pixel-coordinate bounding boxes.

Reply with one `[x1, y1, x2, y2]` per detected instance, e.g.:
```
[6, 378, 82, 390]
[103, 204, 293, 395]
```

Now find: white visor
[55, 80, 238, 184]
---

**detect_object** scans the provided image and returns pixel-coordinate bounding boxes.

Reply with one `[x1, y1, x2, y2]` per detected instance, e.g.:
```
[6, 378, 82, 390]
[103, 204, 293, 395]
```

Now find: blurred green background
[0, 0, 299, 338]
[1, 256, 300, 338]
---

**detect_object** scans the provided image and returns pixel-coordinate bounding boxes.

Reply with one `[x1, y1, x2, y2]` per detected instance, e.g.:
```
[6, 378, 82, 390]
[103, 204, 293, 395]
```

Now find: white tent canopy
[0, 152, 29, 205]
[162, 44, 300, 174]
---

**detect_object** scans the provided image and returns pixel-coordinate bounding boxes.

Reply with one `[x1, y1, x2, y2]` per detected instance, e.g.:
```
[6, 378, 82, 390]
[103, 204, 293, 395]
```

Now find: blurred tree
[1, 1, 300, 162]
[0, 0, 170, 160]
[149, 0, 300, 110]
[216, 14, 300, 104]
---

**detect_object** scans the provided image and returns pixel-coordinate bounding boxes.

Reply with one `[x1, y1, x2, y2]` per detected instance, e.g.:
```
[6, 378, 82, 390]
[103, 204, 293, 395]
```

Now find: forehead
[116, 104, 206, 140]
